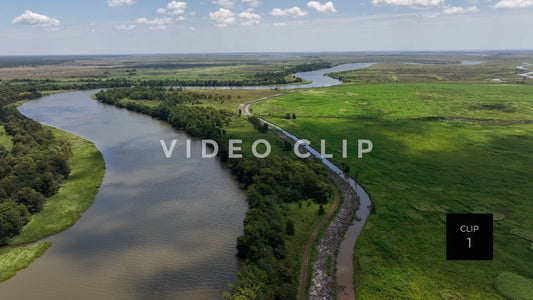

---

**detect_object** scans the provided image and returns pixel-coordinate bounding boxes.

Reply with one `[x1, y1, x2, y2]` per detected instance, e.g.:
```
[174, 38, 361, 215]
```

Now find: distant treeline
[0, 57, 74, 68]
[94, 86, 331, 299]
[0, 84, 72, 244]
[95, 86, 231, 104]
[4, 62, 332, 88]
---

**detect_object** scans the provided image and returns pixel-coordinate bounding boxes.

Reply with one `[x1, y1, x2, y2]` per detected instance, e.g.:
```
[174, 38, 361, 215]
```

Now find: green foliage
[0, 242, 51, 282]
[247, 116, 268, 133]
[0, 84, 72, 244]
[228, 157, 330, 299]
[0, 202, 29, 244]
[15, 187, 45, 214]
[494, 272, 533, 300]
[9, 129, 105, 245]
[286, 219, 295, 236]
[0, 126, 12, 150]
[228, 156, 330, 203]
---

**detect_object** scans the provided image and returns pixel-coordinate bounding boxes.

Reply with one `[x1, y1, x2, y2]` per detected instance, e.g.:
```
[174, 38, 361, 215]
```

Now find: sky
[1, 0, 532, 55]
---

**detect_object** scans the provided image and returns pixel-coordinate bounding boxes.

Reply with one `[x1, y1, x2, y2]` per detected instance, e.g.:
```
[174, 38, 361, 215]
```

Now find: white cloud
[158, 1, 187, 15]
[12, 10, 60, 28]
[273, 22, 287, 26]
[271, 6, 308, 17]
[422, 11, 440, 18]
[239, 9, 261, 26]
[443, 5, 478, 14]
[307, 1, 337, 13]
[494, 0, 533, 8]
[176, 16, 186, 21]
[115, 24, 136, 30]
[271, 8, 286, 16]
[241, 0, 261, 7]
[107, 0, 135, 7]
[372, 0, 444, 8]
[136, 17, 173, 30]
[212, 0, 234, 7]
[209, 8, 236, 27]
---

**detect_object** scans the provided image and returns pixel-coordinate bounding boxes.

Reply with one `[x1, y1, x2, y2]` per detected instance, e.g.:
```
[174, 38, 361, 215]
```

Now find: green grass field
[0, 125, 13, 150]
[8, 128, 105, 245]
[327, 61, 533, 85]
[253, 83, 533, 121]
[0, 242, 51, 282]
[253, 82, 533, 299]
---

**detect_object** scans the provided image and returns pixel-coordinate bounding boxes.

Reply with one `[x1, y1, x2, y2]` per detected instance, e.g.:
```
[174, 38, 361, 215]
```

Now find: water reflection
[0, 91, 247, 300]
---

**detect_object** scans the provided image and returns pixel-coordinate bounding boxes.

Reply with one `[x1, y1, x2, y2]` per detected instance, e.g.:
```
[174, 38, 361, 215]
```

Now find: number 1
[467, 237, 472, 248]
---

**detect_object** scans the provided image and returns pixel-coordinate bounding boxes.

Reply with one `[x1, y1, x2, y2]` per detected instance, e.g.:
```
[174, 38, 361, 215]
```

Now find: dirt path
[297, 181, 341, 300]
[238, 91, 293, 116]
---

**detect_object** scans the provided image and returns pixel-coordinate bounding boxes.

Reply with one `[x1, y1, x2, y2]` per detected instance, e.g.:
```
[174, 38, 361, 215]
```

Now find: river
[0, 91, 248, 299]
[183, 62, 375, 90]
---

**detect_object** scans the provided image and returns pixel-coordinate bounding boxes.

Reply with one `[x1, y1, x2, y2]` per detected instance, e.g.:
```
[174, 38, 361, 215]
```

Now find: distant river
[183, 62, 375, 90]
[0, 91, 247, 299]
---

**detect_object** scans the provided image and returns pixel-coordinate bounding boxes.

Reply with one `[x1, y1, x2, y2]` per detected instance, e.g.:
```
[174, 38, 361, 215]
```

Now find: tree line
[94, 87, 232, 105]
[0, 84, 72, 244]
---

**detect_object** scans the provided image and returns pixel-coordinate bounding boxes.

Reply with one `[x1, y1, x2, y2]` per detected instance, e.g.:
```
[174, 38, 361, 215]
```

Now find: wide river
[0, 91, 248, 299]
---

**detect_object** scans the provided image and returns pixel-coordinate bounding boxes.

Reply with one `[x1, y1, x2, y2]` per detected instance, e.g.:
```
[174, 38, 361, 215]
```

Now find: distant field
[254, 82, 533, 299]
[0, 54, 319, 83]
[327, 61, 533, 85]
[253, 83, 533, 121]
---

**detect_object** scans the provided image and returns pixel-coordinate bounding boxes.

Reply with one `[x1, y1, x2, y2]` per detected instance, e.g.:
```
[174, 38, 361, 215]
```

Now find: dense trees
[226, 157, 330, 299]
[248, 116, 268, 133]
[0, 84, 72, 244]
[0, 202, 29, 244]
[95, 87, 232, 105]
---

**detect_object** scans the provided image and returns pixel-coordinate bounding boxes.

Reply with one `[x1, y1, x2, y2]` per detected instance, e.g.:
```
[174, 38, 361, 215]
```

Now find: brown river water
[0, 91, 247, 299]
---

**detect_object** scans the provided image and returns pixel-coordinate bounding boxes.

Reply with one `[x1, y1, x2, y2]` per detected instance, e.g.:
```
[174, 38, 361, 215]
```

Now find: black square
[446, 214, 493, 260]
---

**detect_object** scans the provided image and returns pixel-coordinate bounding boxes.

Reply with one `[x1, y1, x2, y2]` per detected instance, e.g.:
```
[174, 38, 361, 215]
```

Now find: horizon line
[1, 49, 533, 57]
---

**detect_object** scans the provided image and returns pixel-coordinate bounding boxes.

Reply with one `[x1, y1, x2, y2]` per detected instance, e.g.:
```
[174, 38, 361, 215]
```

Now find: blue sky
[1, 0, 532, 54]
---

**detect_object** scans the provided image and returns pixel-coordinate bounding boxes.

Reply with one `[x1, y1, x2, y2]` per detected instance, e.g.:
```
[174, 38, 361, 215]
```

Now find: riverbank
[0, 127, 105, 281]
[252, 82, 533, 298]
[241, 94, 367, 299]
